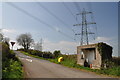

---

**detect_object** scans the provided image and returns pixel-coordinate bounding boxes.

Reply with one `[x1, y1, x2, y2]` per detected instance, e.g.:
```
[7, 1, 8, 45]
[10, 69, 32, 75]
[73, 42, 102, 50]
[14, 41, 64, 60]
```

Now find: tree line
[0, 32, 62, 59]
[16, 33, 62, 58]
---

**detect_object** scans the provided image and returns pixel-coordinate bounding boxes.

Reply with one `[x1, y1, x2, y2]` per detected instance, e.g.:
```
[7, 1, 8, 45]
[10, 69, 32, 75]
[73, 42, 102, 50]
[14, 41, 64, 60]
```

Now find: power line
[86, 2, 98, 40]
[36, 2, 74, 33]
[73, 2, 81, 13]
[72, 2, 85, 42]
[62, 2, 80, 24]
[7, 2, 74, 40]
[62, 2, 83, 42]
[62, 2, 80, 41]
[62, 2, 76, 21]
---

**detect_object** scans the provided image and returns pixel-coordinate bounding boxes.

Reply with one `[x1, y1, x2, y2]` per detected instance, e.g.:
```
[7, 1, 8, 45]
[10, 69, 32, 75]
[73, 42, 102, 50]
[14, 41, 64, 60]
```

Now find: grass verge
[2, 58, 23, 78]
[2, 51, 23, 78]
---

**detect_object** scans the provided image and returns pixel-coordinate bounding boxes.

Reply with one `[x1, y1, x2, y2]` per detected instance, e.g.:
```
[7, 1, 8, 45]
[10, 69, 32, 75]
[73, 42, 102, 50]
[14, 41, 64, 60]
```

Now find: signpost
[10, 42, 15, 50]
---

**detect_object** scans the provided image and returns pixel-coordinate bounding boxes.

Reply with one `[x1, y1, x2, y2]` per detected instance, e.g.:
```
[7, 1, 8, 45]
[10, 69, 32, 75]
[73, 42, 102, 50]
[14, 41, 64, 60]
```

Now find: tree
[0, 30, 9, 45]
[53, 50, 61, 58]
[3, 37, 10, 46]
[17, 33, 34, 51]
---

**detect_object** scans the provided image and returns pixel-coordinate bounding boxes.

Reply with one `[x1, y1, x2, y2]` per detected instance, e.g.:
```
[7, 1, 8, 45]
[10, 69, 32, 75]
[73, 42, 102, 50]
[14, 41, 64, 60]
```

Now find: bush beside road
[1, 42, 23, 78]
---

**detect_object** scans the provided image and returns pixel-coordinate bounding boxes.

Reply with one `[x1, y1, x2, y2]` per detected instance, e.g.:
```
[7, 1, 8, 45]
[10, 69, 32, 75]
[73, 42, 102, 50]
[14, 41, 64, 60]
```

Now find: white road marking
[26, 59, 33, 62]
[19, 57, 25, 60]
[26, 56, 31, 58]
[19, 57, 33, 62]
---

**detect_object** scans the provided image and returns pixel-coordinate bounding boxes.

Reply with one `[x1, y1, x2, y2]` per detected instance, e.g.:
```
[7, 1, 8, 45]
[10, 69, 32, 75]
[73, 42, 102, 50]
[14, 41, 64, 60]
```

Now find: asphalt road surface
[14, 51, 110, 78]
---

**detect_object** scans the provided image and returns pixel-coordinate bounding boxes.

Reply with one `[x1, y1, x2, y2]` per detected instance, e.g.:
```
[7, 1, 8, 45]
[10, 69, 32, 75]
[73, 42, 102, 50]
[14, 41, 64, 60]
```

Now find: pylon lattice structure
[74, 8, 96, 45]
[34, 38, 42, 51]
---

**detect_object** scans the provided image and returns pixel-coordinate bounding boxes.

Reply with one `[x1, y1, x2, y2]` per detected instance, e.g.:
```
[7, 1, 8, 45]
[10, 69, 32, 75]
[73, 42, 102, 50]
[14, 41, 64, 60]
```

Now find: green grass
[21, 51, 46, 60]
[50, 57, 120, 77]
[48, 56, 94, 71]
[2, 42, 24, 79]
[96, 66, 120, 76]
[2, 59, 23, 78]
[21, 51, 120, 77]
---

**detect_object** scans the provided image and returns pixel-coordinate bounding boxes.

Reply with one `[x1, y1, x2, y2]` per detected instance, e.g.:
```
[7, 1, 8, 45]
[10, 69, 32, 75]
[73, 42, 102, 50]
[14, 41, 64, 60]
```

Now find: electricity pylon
[40, 38, 42, 51]
[34, 38, 42, 51]
[73, 8, 96, 45]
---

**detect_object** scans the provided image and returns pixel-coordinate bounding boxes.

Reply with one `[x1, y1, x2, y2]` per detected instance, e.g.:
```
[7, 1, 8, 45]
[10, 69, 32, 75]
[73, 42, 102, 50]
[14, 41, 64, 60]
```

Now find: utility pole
[73, 8, 96, 45]
[40, 38, 42, 51]
[34, 38, 43, 51]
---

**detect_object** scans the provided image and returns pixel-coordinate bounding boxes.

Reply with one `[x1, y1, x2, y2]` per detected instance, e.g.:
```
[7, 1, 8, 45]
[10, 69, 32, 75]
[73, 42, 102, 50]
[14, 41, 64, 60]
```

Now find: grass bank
[21, 51, 120, 78]
[1, 42, 23, 78]
[2, 58, 23, 78]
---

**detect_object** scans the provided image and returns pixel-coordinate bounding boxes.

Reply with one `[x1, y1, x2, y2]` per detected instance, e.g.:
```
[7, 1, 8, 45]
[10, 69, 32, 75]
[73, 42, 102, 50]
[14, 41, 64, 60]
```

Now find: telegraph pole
[40, 38, 42, 51]
[73, 8, 96, 45]
[34, 38, 43, 51]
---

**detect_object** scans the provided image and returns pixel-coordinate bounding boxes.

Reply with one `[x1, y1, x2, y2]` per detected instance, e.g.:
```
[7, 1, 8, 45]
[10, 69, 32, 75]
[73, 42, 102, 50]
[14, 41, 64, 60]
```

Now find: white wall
[83, 49, 95, 64]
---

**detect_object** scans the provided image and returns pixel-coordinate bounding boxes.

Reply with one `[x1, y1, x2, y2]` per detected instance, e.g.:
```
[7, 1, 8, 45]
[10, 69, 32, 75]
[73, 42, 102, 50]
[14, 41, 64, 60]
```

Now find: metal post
[73, 8, 96, 46]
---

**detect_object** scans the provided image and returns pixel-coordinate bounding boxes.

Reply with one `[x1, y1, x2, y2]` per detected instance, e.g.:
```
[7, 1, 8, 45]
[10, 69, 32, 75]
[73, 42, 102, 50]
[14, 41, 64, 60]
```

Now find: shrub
[33, 50, 43, 57]
[59, 54, 77, 67]
[2, 42, 23, 78]
[43, 51, 53, 59]
[53, 50, 61, 58]
[112, 57, 120, 66]
[97, 66, 120, 76]
[2, 59, 23, 78]
[26, 49, 43, 57]
[17, 48, 24, 51]
[1, 42, 10, 61]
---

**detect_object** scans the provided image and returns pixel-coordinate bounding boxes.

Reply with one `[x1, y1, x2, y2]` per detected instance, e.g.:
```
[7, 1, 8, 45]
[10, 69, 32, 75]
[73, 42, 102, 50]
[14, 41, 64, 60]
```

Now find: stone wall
[77, 42, 112, 69]
[77, 43, 101, 69]
[92, 48, 101, 69]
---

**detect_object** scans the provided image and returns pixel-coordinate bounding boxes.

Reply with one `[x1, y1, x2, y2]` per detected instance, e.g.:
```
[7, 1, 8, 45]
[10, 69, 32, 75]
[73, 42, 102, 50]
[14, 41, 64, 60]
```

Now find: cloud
[11, 39, 78, 54]
[2, 28, 19, 40]
[2, 29, 16, 33]
[89, 36, 113, 45]
[42, 37, 112, 54]
[95, 36, 112, 41]
[43, 39, 77, 54]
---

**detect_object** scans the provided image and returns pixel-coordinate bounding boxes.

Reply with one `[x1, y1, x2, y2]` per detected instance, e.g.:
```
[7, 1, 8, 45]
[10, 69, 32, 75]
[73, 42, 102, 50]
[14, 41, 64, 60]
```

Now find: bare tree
[17, 33, 34, 50]
[0, 29, 10, 45]
[3, 37, 10, 46]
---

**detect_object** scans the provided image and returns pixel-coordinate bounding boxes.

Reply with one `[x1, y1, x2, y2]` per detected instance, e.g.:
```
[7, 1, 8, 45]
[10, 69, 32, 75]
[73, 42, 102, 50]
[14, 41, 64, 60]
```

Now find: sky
[1, 1, 119, 57]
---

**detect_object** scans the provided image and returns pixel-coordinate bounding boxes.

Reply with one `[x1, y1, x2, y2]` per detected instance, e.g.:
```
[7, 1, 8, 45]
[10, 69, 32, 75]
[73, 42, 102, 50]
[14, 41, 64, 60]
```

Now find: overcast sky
[1, 2, 118, 56]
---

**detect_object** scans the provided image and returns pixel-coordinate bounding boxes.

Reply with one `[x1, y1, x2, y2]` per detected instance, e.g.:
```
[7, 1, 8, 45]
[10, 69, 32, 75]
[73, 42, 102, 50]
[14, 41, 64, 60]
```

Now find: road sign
[10, 42, 15, 50]
[11, 42, 15, 46]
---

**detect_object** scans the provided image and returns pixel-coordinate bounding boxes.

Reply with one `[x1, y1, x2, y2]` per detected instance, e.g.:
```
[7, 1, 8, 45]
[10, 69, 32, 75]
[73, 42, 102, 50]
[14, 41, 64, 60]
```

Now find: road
[14, 51, 110, 78]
